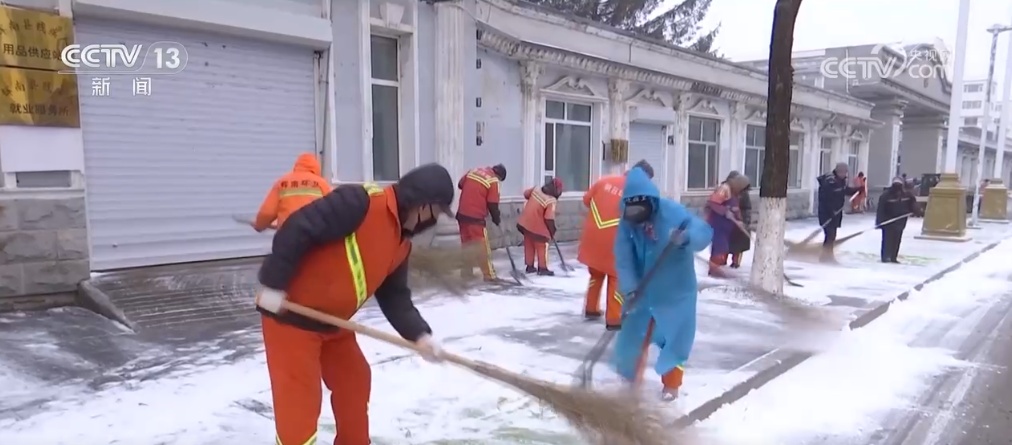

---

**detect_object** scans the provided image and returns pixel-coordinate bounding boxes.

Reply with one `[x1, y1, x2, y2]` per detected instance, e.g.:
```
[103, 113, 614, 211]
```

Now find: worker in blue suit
[611, 166, 713, 401]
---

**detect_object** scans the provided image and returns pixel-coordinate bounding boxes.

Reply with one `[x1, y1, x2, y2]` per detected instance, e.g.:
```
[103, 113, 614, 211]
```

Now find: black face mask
[623, 202, 653, 224]
[403, 211, 439, 238]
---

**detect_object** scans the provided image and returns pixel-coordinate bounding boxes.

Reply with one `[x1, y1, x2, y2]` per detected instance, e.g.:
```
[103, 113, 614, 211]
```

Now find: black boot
[605, 323, 622, 331]
[525, 265, 536, 274]
[584, 311, 603, 321]
[537, 268, 555, 276]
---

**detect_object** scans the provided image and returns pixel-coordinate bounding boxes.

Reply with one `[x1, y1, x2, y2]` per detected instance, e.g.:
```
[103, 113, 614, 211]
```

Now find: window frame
[847, 140, 861, 175]
[819, 136, 834, 176]
[368, 34, 403, 182]
[685, 115, 721, 191]
[542, 99, 594, 194]
[788, 131, 804, 189]
[743, 124, 765, 185]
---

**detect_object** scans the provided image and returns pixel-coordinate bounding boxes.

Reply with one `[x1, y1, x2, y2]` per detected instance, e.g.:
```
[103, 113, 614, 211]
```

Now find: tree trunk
[749, 0, 802, 296]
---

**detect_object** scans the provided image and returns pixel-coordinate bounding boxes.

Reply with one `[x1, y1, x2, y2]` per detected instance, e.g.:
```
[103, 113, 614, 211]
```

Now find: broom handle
[796, 199, 853, 245]
[835, 213, 912, 245]
[280, 300, 481, 370]
[233, 214, 277, 231]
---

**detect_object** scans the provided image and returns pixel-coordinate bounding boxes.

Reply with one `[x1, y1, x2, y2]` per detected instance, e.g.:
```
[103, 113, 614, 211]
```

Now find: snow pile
[695, 239, 1012, 444]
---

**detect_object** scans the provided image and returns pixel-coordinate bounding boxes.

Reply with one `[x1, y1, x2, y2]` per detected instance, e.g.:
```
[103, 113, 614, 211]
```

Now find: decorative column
[607, 78, 630, 175]
[520, 61, 542, 189]
[431, 1, 467, 247]
[867, 100, 906, 188]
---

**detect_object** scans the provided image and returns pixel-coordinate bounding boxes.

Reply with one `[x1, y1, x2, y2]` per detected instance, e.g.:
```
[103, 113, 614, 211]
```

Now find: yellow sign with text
[0, 66, 79, 127]
[0, 6, 73, 71]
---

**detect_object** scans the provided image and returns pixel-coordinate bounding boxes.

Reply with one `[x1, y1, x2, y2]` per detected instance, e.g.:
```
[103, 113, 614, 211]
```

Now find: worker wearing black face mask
[612, 166, 713, 401]
[876, 177, 919, 264]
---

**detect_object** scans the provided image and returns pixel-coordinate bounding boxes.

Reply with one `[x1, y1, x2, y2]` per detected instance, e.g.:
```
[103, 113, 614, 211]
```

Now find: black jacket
[257, 184, 434, 340]
[876, 186, 918, 231]
[817, 174, 860, 229]
[729, 188, 752, 253]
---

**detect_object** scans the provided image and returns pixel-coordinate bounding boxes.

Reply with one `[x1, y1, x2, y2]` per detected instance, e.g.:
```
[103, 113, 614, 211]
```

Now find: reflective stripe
[279, 188, 324, 198]
[589, 199, 620, 229]
[481, 227, 497, 279]
[345, 233, 368, 309]
[276, 433, 317, 445]
[341, 183, 383, 310]
[466, 172, 498, 188]
[612, 292, 624, 305]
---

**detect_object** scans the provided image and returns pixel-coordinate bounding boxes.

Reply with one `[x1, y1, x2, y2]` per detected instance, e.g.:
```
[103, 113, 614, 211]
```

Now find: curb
[676, 237, 1008, 428]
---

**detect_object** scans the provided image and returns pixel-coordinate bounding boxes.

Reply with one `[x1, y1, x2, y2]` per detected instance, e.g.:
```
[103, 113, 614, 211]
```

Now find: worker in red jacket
[455, 164, 507, 281]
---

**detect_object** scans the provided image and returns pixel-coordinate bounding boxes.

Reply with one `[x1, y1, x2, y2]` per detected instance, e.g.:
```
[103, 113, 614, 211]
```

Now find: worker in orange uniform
[456, 164, 507, 281]
[253, 153, 331, 231]
[517, 177, 563, 276]
[579, 160, 654, 330]
[254, 163, 455, 445]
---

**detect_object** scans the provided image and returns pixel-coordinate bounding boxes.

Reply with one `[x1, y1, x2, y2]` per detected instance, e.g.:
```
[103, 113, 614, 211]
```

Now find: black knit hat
[396, 163, 455, 217]
[633, 159, 654, 179]
[491, 164, 507, 181]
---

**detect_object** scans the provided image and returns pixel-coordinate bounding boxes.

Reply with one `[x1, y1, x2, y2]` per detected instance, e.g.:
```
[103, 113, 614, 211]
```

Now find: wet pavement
[1, 214, 1010, 430]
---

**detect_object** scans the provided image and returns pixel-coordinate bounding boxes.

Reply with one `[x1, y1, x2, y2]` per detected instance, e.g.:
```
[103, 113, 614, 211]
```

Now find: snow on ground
[1, 215, 1008, 444]
[694, 237, 1012, 445]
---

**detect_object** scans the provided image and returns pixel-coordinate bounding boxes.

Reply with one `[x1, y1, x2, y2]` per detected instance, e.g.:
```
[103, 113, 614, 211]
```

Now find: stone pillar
[919, 121, 970, 241]
[431, 1, 467, 247]
[607, 78, 630, 175]
[520, 61, 542, 188]
[867, 100, 906, 188]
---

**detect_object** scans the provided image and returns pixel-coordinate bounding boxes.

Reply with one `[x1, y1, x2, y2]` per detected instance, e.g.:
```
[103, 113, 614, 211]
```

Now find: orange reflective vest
[517, 187, 557, 238]
[285, 184, 411, 321]
[456, 167, 501, 223]
[255, 153, 331, 230]
[577, 175, 625, 276]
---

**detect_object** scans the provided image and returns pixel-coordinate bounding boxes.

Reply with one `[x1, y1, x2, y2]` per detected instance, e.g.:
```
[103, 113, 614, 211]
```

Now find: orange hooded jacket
[255, 153, 331, 231]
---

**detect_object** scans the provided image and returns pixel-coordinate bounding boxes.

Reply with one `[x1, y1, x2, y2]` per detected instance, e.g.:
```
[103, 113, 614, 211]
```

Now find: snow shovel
[833, 213, 913, 247]
[502, 244, 526, 285]
[575, 236, 683, 389]
[551, 238, 576, 274]
[280, 300, 674, 445]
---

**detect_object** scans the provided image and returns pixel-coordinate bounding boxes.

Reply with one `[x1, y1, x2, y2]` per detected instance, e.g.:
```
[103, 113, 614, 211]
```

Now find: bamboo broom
[280, 301, 677, 445]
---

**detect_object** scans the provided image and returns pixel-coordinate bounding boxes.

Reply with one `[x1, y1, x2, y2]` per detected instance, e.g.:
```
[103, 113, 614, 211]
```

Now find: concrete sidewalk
[1, 215, 1009, 442]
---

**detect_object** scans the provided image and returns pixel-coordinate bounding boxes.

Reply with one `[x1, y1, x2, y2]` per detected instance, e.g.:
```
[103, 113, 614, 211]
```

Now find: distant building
[740, 43, 1012, 191]
[960, 78, 1002, 135]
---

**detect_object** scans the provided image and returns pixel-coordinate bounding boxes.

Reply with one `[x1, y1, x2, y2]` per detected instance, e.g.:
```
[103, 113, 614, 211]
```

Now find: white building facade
[0, 0, 877, 299]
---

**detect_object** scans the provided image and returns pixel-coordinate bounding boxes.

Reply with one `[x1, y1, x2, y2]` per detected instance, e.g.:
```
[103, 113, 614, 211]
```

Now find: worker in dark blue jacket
[816, 162, 861, 262]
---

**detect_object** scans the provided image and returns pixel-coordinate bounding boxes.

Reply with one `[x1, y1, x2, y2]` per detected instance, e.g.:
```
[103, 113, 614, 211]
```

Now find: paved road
[858, 273, 1012, 445]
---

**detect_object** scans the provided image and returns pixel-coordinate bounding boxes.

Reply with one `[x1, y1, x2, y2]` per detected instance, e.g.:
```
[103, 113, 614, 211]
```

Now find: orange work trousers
[522, 235, 548, 269]
[584, 268, 622, 327]
[708, 253, 728, 276]
[632, 318, 684, 392]
[262, 316, 372, 445]
[459, 222, 496, 280]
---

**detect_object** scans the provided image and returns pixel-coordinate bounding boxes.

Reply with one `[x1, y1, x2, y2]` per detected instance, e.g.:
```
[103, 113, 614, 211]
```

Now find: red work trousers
[458, 222, 496, 280]
[262, 316, 372, 445]
[522, 234, 548, 269]
[584, 268, 622, 327]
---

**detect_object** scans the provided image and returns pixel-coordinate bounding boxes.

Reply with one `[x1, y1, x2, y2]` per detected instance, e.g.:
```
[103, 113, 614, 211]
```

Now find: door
[77, 18, 318, 270]
[628, 122, 668, 193]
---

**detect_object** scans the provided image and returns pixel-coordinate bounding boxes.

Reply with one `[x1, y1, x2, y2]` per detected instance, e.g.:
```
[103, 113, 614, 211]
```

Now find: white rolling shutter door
[77, 18, 317, 270]
[628, 122, 668, 193]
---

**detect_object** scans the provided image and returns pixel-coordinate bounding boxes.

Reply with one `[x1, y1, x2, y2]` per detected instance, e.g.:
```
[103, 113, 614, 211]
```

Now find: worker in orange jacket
[255, 163, 455, 445]
[517, 177, 562, 276]
[456, 164, 507, 281]
[253, 153, 331, 231]
[579, 160, 654, 330]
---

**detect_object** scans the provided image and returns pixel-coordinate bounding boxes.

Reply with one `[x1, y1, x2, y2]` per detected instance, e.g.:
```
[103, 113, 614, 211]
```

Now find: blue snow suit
[611, 167, 713, 381]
